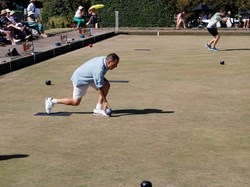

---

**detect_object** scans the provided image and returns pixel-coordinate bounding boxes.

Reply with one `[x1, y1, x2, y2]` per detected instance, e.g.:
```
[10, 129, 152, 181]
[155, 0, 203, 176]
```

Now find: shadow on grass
[111, 108, 175, 117]
[35, 109, 174, 117]
[74, 109, 174, 117]
[0, 154, 29, 161]
[34, 112, 72, 116]
[222, 48, 250, 51]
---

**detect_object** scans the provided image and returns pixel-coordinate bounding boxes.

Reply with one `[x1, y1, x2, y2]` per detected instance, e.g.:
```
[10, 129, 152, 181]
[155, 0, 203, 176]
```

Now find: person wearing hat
[5, 8, 10, 14]
[27, 11, 47, 37]
[8, 11, 17, 24]
[74, 6, 85, 36]
[0, 10, 20, 45]
[242, 12, 249, 29]
[27, 0, 38, 19]
[86, 8, 99, 28]
[8, 10, 24, 28]
[0, 9, 25, 32]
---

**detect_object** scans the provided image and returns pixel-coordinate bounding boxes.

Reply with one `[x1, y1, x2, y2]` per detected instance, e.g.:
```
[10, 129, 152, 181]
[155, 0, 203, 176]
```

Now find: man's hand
[222, 17, 228, 22]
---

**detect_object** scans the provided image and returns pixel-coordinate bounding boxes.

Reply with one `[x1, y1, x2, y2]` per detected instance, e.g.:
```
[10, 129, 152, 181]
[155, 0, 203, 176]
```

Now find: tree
[2, 0, 247, 28]
[176, 0, 249, 21]
[42, 0, 91, 24]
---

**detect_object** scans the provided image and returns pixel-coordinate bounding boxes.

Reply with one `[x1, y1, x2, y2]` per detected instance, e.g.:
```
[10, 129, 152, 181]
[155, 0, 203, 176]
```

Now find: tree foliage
[91, 0, 177, 27]
[1, 0, 250, 27]
[89, 0, 250, 27]
[177, 0, 250, 14]
[42, 0, 91, 24]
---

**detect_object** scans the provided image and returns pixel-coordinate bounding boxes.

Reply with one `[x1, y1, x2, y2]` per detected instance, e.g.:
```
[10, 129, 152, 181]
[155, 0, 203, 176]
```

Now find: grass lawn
[0, 34, 249, 187]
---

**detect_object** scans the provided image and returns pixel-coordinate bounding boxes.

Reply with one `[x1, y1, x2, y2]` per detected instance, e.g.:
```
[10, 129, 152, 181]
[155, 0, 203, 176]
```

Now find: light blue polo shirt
[207, 12, 223, 28]
[71, 56, 108, 88]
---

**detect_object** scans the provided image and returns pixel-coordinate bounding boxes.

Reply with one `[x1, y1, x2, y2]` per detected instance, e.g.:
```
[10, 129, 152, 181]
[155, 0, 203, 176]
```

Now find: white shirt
[74, 10, 82, 18]
[27, 3, 38, 18]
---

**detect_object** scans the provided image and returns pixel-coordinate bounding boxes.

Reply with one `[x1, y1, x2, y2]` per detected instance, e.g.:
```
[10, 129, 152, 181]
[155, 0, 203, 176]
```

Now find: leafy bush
[47, 16, 69, 28]
[91, 0, 178, 27]
[39, 0, 250, 28]
[42, 0, 91, 27]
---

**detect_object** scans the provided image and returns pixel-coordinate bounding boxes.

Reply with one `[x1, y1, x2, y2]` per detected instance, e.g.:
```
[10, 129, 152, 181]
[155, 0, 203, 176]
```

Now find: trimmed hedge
[91, 0, 177, 27]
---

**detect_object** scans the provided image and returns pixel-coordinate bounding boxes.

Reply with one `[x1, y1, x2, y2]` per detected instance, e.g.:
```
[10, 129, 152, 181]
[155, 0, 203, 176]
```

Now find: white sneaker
[13, 39, 21, 43]
[41, 33, 48, 38]
[45, 98, 54, 114]
[93, 108, 109, 116]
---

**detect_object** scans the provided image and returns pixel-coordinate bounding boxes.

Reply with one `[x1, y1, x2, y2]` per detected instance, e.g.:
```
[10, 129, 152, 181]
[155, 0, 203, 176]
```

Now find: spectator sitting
[242, 13, 249, 29]
[8, 10, 24, 28]
[86, 8, 99, 28]
[0, 19, 20, 45]
[27, 11, 47, 38]
[176, 11, 186, 29]
[73, 6, 85, 35]
[0, 9, 25, 32]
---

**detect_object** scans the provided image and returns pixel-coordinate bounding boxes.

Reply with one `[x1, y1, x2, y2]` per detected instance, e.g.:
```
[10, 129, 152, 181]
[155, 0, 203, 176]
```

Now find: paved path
[0, 28, 114, 64]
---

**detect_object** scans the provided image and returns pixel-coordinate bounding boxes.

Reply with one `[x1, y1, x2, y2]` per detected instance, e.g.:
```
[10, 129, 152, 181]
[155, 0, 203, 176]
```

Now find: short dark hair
[220, 7, 227, 13]
[106, 53, 119, 62]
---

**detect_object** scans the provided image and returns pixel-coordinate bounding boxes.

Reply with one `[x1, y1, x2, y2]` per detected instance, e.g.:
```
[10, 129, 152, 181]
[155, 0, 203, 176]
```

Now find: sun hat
[1, 9, 7, 15]
[10, 10, 15, 16]
[5, 9, 11, 13]
[28, 11, 35, 16]
[78, 6, 84, 10]
[30, 0, 37, 2]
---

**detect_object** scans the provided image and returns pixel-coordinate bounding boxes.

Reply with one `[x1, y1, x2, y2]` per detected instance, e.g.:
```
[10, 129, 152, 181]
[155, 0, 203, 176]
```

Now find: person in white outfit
[27, 0, 39, 19]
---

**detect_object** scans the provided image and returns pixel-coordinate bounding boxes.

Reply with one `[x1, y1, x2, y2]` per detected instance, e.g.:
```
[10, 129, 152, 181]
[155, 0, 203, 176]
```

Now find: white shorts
[73, 82, 97, 99]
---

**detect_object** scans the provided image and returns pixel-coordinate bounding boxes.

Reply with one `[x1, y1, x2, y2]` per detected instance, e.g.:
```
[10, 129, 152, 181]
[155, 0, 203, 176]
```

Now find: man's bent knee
[72, 99, 81, 106]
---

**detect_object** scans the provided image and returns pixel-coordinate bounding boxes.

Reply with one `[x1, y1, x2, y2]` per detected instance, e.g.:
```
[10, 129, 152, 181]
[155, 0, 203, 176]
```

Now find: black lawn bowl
[141, 180, 152, 187]
[45, 80, 51, 85]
